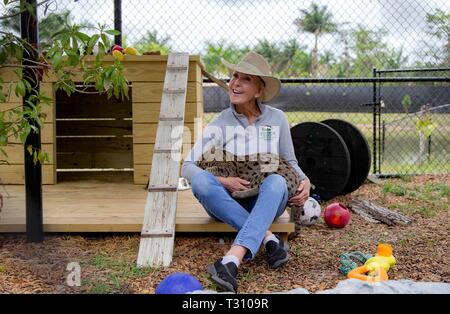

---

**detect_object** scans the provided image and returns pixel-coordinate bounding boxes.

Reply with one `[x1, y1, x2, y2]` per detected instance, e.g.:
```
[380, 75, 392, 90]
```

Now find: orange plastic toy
[347, 243, 396, 283]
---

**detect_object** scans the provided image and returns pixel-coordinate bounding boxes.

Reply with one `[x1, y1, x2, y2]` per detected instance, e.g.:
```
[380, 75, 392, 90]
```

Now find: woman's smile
[229, 71, 263, 106]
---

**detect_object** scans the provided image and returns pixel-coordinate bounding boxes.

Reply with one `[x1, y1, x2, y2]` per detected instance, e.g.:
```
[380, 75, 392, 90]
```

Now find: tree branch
[58, 80, 105, 95]
[0, 63, 43, 69]
[0, 30, 39, 57]
[0, 104, 23, 114]
[0, 0, 52, 21]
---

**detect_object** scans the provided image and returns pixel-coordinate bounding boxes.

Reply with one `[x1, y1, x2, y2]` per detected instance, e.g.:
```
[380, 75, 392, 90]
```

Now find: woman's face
[228, 71, 264, 106]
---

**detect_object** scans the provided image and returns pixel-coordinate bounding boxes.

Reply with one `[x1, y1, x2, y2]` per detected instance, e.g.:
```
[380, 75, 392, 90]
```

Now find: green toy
[339, 251, 372, 276]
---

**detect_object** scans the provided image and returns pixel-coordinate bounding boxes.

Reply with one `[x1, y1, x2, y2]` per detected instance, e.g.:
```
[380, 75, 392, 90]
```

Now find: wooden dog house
[0, 55, 293, 239]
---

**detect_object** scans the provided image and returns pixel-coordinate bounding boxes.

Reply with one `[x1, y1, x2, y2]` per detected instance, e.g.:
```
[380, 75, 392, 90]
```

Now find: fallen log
[348, 197, 412, 226]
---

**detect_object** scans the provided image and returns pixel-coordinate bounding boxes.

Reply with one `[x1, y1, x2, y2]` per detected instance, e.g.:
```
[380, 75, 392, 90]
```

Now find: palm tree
[254, 39, 300, 75]
[294, 3, 337, 77]
[202, 40, 249, 76]
[254, 39, 282, 71]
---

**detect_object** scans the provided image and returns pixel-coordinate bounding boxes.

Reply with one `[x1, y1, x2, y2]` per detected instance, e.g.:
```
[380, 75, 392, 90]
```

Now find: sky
[2, 0, 450, 65]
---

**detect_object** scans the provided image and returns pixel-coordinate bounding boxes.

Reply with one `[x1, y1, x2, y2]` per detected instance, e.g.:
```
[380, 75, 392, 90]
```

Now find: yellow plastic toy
[347, 243, 396, 283]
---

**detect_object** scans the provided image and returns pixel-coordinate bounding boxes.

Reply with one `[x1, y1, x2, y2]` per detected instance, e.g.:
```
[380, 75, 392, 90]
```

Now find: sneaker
[265, 235, 290, 269]
[207, 258, 238, 293]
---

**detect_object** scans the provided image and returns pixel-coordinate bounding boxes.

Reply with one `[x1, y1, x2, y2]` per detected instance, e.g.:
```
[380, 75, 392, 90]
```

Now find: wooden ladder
[137, 53, 189, 267]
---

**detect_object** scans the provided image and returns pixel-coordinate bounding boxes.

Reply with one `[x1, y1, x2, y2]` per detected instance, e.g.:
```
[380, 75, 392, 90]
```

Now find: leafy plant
[401, 94, 412, 113]
[416, 113, 435, 138]
[424, 9, 450, 66]
[0, 0, 129, 165]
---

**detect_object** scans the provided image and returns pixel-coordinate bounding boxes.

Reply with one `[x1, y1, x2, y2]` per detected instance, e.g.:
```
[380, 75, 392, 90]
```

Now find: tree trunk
[310, 33, 319, 78]
[417, 104, 432, 164]
[418, 132, 428, 164]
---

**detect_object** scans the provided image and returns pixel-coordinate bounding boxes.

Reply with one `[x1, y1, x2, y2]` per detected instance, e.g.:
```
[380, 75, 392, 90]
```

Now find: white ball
[299, 197, 321, 226]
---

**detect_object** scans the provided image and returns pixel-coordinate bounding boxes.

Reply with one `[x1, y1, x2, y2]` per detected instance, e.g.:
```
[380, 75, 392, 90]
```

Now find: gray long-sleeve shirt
[181, 101, 307, 183]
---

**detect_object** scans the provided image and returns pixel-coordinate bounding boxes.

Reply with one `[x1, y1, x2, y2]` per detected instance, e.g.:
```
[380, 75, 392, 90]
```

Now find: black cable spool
[321, 119, 371, 195]
[291, 122, 351, 201]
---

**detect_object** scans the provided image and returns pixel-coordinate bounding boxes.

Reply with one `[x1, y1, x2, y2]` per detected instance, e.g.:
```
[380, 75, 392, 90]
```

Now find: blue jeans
[191, 170, 288, 260]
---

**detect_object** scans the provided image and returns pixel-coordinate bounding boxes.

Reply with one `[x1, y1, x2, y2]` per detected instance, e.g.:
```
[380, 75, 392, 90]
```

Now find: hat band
[258, 76, 266, 87]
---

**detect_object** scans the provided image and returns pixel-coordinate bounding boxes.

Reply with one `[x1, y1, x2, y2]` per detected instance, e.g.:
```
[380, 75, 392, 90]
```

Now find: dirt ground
[0, 174, 448, 294]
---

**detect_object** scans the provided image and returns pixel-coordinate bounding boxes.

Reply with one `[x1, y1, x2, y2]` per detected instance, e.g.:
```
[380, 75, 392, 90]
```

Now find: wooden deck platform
[0, 180, 294, 236]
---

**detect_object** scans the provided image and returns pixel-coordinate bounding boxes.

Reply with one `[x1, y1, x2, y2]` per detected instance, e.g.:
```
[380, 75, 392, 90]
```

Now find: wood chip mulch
[0, 174, 448, 294]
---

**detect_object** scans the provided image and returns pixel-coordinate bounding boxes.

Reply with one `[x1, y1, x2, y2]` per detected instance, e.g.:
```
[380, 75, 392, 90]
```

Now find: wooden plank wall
[0, 76, 56, 184]
[1, 56, 205, 185]
[55, 87, 133, 172]
[132, 58, 204, 184]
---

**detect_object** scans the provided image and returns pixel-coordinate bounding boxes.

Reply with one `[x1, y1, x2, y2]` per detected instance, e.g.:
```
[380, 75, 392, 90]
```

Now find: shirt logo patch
[259, 125, 274, 140]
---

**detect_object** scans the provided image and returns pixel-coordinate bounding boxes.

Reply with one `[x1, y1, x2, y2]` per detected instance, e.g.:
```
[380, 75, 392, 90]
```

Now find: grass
[380, 160, 450, 175]
[204, 111, 450, 126]
[198, 272, 216, 290]
[82, 252, 158, 293]
[423, 182, 450, 197]
[383, 182, 407, 196]
[87, 252, 155, 278]
[83, 279, 112, 294]
[399, 175, 414, 182]
[391, 203, 436, 218]
[240, 269, 257, 283]
[383, 181, 449, 218]
[293, 245, 302, 257]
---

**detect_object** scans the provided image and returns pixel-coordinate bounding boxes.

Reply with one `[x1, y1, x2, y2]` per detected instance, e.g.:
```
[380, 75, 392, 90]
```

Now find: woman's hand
[288, 177, 311, 207]
[217, 176, 250, 193]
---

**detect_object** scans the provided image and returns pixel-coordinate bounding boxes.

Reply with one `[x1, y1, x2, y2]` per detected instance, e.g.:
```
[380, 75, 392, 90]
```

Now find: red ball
[324, 203, 350, 228]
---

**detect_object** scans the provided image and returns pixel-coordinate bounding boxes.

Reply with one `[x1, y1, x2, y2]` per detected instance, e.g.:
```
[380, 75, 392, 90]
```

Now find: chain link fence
[376, 69, 450, 175]
[2, 0, 449, 175]
[22, 0, 449, 77]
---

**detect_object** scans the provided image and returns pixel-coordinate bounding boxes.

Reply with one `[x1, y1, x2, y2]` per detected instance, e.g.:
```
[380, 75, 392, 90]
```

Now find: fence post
[114, 0, 122, 46]
[381, 120, 385, 164]
[372, 67, 378, 174]
[21, 0, 44, 243]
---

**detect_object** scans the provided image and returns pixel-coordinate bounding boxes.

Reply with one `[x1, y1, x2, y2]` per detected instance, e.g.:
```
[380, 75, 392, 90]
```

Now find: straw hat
[222, 51, 281, 102]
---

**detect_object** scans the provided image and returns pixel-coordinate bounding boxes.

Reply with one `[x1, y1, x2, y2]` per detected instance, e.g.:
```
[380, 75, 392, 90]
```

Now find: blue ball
[155, 272, 203, 294]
